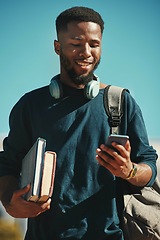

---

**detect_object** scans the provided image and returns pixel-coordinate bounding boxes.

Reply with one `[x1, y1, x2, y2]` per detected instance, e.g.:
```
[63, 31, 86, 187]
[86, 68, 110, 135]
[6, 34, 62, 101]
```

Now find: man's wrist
[126, 163, 137, 180]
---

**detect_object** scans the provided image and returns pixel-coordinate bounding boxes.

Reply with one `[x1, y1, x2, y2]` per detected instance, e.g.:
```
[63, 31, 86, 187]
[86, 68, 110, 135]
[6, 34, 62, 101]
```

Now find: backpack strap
[104, 85, 128, 134]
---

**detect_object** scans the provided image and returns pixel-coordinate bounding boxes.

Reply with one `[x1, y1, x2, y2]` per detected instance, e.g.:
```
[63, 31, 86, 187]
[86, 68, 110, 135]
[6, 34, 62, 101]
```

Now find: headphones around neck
[49, 74, 100, 99]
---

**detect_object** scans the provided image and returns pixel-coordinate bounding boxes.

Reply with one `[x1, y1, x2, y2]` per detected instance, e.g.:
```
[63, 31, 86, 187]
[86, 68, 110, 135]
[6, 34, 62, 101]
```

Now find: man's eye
[90, 44, 99, 48]
[71, 43, 81, 47]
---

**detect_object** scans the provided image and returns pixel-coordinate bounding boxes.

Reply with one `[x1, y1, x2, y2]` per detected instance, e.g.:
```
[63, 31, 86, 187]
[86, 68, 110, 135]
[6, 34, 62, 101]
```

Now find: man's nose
[79, 43, 91, 58]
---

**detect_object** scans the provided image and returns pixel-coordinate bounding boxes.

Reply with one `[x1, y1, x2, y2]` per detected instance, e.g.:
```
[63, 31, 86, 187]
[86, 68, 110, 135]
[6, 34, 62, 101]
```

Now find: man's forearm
[0, 175, 19, 207]
[127, 163, 153, 187]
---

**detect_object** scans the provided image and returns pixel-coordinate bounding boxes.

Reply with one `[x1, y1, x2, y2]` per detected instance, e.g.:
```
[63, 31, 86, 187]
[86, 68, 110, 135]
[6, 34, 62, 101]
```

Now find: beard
[60, 52, 100, 86]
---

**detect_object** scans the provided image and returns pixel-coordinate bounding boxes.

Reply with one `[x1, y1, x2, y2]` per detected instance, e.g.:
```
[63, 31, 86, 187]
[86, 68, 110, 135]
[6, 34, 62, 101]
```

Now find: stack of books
[21, 138, 56, 203]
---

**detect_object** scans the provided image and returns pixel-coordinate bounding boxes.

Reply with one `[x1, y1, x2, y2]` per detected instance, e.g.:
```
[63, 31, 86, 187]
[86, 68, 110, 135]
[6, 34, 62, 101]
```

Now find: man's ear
[54, 40, 60, 55]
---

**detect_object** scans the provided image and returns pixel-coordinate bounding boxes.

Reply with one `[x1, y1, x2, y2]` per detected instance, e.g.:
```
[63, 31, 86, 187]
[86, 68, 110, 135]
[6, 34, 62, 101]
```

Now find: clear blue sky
[0, 0, 160, 138]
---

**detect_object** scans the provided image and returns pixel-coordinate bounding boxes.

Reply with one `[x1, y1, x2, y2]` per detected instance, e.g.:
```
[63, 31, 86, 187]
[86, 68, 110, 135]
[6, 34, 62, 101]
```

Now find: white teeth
[76, 61, 90, 66]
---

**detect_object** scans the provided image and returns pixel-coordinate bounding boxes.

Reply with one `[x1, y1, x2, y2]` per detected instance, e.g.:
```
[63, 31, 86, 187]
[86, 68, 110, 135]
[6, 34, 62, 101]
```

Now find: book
[21, 137, 56, 203]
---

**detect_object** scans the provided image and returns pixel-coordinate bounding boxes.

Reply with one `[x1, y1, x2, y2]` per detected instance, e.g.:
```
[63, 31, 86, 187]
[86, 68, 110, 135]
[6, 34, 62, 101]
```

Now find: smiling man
[55, 21, 101, 87]
[54, 8, 102, 88]
[0, 6, 157, 240]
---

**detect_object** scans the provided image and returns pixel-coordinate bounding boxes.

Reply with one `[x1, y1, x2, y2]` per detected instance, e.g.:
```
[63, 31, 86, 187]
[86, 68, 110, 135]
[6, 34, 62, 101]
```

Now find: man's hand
[96, 140, 132, 179]
[0, 175, 51, 218]
[96, 139, 153, 186]
[3, 184, 51, 218]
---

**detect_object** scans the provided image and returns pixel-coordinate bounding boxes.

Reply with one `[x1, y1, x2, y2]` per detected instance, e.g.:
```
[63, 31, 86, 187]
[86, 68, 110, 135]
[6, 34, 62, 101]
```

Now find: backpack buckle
[109, 115, 121, 127]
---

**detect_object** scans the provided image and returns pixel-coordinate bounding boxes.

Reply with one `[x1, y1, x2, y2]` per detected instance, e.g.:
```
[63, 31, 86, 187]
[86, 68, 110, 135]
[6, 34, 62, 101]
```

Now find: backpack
[104, 85, 160, 240]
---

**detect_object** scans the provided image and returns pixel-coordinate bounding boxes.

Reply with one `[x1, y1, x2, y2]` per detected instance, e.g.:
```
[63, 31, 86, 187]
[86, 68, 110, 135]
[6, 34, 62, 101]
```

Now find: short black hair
[56, 6, 104, 35]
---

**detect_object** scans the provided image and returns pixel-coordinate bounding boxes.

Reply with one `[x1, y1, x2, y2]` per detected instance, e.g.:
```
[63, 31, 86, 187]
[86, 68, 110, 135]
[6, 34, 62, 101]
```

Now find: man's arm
[0, 175, 51, 218]
[96, 140, 154, 187]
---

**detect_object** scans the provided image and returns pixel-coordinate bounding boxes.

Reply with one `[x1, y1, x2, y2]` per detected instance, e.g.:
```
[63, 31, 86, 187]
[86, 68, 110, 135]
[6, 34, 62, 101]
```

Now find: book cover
[38, 151, 56, 203]
[21, 138, 56, 202]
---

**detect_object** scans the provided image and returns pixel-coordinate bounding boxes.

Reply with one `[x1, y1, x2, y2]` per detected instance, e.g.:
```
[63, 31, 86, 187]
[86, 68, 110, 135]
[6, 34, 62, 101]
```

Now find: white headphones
[49, 74, 100, 99]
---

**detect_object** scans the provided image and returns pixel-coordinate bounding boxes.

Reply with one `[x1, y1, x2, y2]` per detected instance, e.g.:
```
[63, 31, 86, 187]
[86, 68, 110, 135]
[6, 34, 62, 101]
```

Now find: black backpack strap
[104, 85, 128, 134]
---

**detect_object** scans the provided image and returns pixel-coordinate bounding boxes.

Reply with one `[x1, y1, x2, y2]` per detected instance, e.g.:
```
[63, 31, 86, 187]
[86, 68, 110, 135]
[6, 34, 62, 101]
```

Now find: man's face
[54, 21, 102, 87]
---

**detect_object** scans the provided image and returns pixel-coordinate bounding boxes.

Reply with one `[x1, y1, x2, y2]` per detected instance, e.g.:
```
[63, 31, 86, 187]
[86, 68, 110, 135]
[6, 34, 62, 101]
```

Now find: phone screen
[106, 134, 129, 147]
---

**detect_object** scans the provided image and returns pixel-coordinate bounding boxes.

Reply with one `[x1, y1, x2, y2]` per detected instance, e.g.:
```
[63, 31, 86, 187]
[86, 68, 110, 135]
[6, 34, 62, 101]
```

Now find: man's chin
[70, 72, 94, 86]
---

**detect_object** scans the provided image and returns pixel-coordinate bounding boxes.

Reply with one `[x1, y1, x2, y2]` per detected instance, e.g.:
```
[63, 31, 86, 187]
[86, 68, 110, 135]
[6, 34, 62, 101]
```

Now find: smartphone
[106, 134, 129, 147]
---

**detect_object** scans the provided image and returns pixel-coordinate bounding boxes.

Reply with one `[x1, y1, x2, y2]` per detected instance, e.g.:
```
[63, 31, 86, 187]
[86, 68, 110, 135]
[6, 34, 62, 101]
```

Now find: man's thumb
[16, 184, 31, 197]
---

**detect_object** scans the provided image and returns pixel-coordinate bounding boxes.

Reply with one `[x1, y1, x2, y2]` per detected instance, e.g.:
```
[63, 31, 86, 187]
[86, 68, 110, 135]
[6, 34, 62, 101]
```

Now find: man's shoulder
[25, 85, 49, 98]
[13, 85, 50, 111]
[20, 85, 50, 103]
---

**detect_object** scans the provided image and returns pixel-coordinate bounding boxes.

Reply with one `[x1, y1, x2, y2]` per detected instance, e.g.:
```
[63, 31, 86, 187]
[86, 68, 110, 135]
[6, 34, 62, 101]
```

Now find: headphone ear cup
[84, 80, 100, 99]
[49, 74, 100, 99]
[49, 78, 63, 99]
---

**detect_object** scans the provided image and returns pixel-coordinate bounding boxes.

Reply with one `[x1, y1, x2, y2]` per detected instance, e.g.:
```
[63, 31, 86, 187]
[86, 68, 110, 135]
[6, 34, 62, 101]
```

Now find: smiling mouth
[75, 61, 92, 67]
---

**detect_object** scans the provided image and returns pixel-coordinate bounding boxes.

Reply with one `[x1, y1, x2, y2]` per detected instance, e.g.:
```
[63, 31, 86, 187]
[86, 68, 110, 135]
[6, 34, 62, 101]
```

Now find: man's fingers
[12, 184, 31, 199]
[40, 198, 51, 210]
